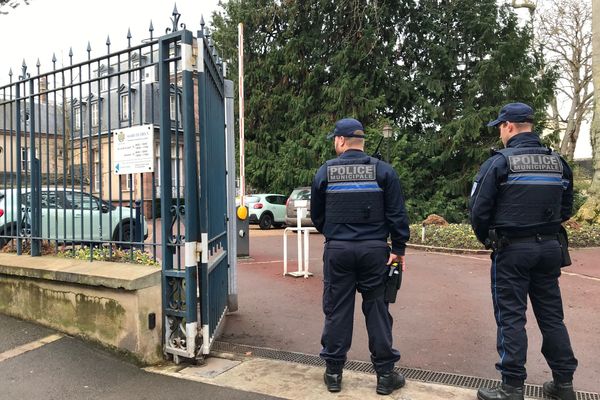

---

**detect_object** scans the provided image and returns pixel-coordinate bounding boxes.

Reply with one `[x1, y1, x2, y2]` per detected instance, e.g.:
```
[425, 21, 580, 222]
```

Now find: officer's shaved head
[345, 137, 365, 148]
[513, 122, 534, 132]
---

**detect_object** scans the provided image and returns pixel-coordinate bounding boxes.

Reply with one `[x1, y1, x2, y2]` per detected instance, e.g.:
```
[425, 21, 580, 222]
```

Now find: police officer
[470, 103, 578, 400]
[310, 118, 410, 395]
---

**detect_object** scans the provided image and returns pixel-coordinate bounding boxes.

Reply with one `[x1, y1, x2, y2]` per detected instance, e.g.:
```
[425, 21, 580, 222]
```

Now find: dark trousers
[491, 239, 578, 385]
[320, 239, 401, 374]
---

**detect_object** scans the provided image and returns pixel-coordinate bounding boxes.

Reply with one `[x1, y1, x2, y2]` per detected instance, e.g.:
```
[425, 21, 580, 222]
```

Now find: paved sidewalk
[0, 314, 281, 400]
[148, 352, 548, 400]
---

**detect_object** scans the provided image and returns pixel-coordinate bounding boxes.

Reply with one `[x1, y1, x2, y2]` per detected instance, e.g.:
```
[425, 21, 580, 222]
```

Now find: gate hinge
[195, 241, 202, 263]
[195, 234, 208, 263]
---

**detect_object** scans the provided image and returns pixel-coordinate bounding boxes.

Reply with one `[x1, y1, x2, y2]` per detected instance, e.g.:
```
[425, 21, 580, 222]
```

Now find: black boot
[543, 381, 576, 400]
[477, 383, 524, 400]
[376, 371, 405, 395]
[323, 371, 342, 392]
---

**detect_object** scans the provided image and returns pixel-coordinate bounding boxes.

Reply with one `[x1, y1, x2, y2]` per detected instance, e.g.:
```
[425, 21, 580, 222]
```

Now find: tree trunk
[560, 97, 579, 161]
[591, 0, 600, 194]
[550, 96, 561, 138]
[576, 0, 600, 223]
[565, 121, 580, 160]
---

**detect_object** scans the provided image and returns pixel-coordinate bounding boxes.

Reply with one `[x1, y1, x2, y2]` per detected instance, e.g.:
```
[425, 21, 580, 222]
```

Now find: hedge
[409, 224, 600, 249]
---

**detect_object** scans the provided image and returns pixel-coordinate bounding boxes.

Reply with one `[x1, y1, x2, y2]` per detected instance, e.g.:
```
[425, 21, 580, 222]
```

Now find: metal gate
[159, 17, 230, 363]
[197, 24, 230, 356]
[0, 7, 231, 364]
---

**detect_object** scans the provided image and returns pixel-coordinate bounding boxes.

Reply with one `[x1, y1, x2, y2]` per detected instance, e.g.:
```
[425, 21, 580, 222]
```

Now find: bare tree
[590, 0, 600, 194]
[536, 0, 593, 161]
[576, 0, 600, 224]
[0, 0, 33, 15]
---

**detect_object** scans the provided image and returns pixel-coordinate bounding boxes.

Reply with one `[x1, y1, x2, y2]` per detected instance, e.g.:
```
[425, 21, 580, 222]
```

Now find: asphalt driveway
[221, 227, 600, 392]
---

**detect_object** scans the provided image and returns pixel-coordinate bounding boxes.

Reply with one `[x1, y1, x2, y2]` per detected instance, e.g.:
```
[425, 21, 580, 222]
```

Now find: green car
[245, 194, 288, 230]
[0, 188, 148, 248]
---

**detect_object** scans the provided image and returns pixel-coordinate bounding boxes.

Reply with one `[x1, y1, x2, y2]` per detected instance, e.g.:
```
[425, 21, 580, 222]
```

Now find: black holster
[487, 229, 509, 251]
[558, 225, 571, 267]
[384, 265, 402, 303]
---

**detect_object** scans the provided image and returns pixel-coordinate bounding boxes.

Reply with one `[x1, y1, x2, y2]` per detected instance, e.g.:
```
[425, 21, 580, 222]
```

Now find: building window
[91, 102, 99, 127]
[125, 174, 135, 191]
[170, 95, 177, 120]
[93, 150, 100, 192]
[120, 94, 129, 120]
[171, 145, 184, 197]
[20, 147, 27, 170]
[131, 61, 140, 83]
[21, 147, 39, 171]
[156, 146, 161, 187]
[74, 107, 81, 130]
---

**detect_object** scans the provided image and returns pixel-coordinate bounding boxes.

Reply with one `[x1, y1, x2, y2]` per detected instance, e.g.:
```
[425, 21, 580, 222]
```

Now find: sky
[0, 0, 221, 78]
[0, 0, 592, 159]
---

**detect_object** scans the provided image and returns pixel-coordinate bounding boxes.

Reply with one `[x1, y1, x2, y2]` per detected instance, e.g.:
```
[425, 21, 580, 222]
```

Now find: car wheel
[0, 223, 28, 249]
[0, 223, 14, 248]
[259, 213, 273, 230]
[112, 222, 133, 249]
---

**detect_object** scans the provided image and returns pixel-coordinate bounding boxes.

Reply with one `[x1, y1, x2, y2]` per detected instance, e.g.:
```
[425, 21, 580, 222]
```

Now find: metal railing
[0, 12, 187, 263]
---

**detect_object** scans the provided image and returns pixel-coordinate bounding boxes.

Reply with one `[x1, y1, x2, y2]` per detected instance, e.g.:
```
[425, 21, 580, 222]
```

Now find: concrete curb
[406, 243, 597, 254]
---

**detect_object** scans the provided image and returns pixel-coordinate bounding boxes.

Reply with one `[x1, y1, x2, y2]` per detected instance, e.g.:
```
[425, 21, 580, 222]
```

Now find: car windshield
[291, 189, 310, 201]
[244, 196, 260, 205]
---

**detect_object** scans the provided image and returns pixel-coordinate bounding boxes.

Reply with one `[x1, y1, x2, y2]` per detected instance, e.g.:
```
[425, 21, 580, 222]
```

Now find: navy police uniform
[311, 119, 410, 379]
[470, 103, 578, 397]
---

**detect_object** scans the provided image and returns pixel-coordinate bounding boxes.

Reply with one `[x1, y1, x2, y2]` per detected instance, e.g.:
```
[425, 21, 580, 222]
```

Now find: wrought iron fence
[0, 11, 187, 263]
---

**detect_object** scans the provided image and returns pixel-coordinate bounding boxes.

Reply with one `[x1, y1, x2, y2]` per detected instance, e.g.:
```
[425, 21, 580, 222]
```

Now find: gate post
[159, 26, 203, 364]
[224, 78, 238, 312]
[181, 29, 200, 359]
[15, 79, 23, 255]
[158, 32, 175, 361]
[29, 77, 41, 256]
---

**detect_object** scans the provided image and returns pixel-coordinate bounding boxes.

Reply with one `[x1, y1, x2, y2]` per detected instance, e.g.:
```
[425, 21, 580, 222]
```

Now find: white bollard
[282, 207, 313, 278]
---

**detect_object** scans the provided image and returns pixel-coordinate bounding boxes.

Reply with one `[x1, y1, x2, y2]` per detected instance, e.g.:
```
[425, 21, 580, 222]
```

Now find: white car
[245, 194, 288, 230]
[0, 188, 148, 248]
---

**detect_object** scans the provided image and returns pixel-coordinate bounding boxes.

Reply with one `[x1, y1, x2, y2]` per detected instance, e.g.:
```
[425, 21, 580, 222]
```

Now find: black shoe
[376, 371, 405, 395]
[477, 383, 524, 400]
[323, 371, 342, 392]
[543, 381, 576, 400]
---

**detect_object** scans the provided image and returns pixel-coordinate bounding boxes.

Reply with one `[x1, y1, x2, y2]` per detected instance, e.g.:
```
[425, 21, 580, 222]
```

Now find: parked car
[0, 188, 148, 248]
[285, 186, 313, 227]
[245, 194, 288, 230]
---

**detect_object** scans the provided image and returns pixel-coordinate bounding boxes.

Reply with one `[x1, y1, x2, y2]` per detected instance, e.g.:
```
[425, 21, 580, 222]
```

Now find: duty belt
[505, 233, 559, 244]
[487, 229, 559, 250]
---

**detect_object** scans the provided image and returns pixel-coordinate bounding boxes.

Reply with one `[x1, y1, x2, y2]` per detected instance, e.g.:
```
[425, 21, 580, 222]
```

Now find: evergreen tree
[211, 0, 555, 222]
[392, 0, 555, 221]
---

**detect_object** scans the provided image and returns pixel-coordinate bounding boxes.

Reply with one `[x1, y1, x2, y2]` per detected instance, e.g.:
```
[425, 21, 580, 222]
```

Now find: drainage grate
[212, 341, 599, 400]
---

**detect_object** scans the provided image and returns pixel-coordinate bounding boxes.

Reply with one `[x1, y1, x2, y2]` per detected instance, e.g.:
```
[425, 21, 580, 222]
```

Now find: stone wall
[0, 254, 162, 364]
